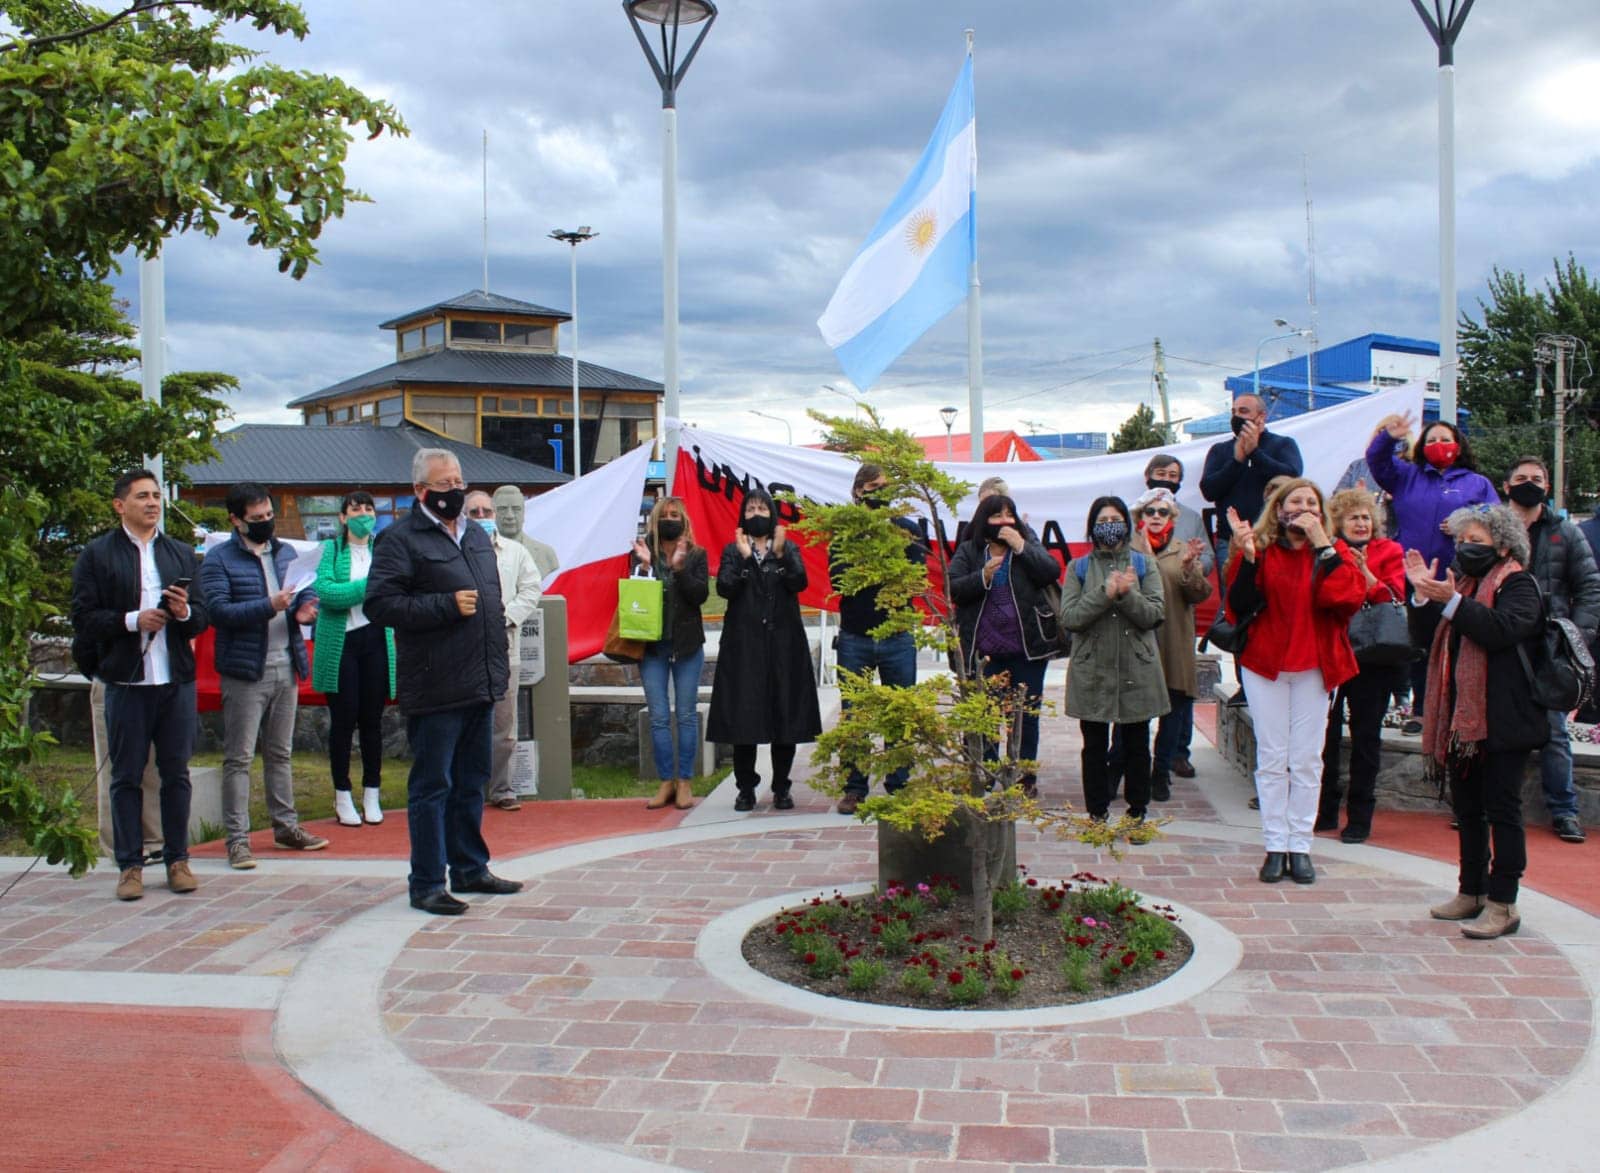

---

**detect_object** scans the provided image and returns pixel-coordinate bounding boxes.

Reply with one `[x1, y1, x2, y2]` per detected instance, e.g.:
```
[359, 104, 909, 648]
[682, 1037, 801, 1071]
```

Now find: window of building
[422, 322, 443, 347]
[331, 405, 354, 424]
[358, 401, 375, 419]
[482, 396, 498, 413]
[412, 412, 475, 443]
[523, 398, 539, 413]
[399, 327, 422, 353]
[503, 323, 554, 348]
[376, 396, 403, 426]
[305, 409, 327, 426]
[451, 319, 500, 343]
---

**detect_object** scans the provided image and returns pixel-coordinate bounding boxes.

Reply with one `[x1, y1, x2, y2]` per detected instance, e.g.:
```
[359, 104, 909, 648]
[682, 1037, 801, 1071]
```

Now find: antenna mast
[1303, 156, 1319, 404]
[481, 130, 489, 293]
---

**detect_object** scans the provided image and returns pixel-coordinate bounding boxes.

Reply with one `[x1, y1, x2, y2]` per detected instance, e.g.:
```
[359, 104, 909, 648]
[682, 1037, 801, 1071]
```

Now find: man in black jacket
[1199, 394, 1304, 566]
[831, 464, 927, 814]
[1504, 456, 1599, 844]
[70, 470, 208, 901]
[365, 449, 522, 915]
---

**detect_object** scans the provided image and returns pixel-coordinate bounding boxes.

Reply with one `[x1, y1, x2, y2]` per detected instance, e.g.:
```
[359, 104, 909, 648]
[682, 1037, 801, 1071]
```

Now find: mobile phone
[159, 576, 193, 612]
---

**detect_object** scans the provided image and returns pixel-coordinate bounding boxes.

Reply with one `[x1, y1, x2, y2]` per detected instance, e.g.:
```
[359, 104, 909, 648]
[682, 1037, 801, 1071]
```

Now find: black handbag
[1201, 605, 1259, 654]
[1347, 586, 1411, 667]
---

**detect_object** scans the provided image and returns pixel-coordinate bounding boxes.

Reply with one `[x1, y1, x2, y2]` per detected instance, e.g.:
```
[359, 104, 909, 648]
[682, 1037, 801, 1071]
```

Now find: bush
[991, 878, 1030, 923]
[900, 963, 936, 996]
[846, 959, 887, 991]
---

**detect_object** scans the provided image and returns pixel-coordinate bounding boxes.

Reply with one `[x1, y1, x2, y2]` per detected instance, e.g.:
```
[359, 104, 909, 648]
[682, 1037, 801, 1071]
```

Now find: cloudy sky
[112, 0, 1600, 446]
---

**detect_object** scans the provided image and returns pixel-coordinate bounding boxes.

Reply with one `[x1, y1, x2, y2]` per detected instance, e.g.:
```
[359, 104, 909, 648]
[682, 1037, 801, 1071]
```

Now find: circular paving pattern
[351, 823, 1590, 1171]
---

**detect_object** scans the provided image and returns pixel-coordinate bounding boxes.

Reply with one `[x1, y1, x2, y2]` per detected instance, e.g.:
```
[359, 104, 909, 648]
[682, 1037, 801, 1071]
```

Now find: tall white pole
[482, 129, 490, 293]
[662, 105, 680, 491]
[139, 253, 165, 493]
[1437, 64, 1457, 425]
[569, 243, 582, 479]
[964, 29, 984, 456]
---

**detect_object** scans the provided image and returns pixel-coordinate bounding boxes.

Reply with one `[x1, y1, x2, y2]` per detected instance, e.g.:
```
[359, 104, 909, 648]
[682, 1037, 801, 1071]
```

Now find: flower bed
[740, 869, 1192, 1011]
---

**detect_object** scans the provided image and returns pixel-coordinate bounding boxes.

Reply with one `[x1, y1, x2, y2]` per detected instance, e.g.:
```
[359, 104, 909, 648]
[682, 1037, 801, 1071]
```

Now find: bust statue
[494, 485, 559, 581]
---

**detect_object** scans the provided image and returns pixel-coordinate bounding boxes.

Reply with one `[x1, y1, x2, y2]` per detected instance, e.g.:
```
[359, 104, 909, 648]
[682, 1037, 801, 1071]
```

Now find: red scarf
[1422, 558, 1520, 767]
[1141, 520, 1174, 552]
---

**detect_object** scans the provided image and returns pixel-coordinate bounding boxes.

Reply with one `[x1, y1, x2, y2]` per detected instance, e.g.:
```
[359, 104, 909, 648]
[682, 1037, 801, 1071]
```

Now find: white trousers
[1243, 666, 1330, 854]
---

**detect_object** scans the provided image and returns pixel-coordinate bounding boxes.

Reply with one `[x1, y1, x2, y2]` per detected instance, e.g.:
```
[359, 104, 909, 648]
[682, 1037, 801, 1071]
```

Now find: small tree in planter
[790, 410, 1151, 942]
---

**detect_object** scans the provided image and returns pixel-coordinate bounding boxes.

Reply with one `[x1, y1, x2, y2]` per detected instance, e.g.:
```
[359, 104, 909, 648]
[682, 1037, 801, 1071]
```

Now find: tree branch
[2, 1, 208, 55]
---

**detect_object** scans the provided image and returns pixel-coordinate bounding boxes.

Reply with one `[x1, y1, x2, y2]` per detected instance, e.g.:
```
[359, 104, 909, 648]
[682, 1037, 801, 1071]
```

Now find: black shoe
[1340, 825, 1370, 844]
[1553, 815, 1588, 843]
[1314, 815, 1339, 833]
[1248, 794, 1260, 811]
[733, 791, 756, 812]
[1149, 772, 1171, 803]
[1226, 692, 1249, 708]
[1259, 852, 1287, 883]
[1401, 718, 1423, 735]
[1288, 853, 1316, 884]
[771, 790, 795, 811]
[1171, 758, 1196, 779]
[410, 890, 469, 916]
[452, 872, 523, 896]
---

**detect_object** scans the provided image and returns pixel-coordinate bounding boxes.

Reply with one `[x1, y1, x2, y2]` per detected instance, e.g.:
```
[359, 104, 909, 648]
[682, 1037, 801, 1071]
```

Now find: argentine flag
[818, 58, 975, 392]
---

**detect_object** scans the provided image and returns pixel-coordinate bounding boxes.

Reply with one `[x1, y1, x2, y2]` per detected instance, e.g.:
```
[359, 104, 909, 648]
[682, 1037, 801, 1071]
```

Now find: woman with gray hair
[1405, 504, 1546, 939]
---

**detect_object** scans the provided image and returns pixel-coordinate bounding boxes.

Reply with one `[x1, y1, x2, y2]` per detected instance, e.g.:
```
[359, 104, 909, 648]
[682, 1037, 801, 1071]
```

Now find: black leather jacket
[70, 527, 208, 684]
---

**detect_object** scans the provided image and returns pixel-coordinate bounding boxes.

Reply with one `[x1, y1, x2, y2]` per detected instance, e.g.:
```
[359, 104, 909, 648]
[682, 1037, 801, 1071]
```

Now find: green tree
[1458, 256, 1600, 502]
[1108, 403, 1168, 454]
[792, 410, 1149, 942]
[0, 1, 406, 880]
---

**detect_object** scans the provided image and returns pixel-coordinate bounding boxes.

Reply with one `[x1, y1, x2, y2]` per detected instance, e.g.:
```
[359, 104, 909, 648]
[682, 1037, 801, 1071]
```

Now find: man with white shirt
[465, 491, 543, 811]
[198, 481, 328, 870]
[70, 469, 209, 900]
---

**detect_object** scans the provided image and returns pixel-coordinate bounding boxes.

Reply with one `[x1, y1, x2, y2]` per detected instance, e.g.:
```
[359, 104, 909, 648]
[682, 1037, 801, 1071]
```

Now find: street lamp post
[1254, 326, 1313, 408]
[939, 405, 958, 458]
[549, 226, 597, 478]
[820, 382, 863, 420]
[624, 0, 718, 491]
[749, 410, 793, 445]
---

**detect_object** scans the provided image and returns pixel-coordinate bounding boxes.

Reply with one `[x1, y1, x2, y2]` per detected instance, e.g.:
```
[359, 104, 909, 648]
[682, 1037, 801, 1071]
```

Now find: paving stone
[809, 1087, 919, 1121]
[1145, 1127, 1241, 1170]
[743, 1115, 850, 1155]
[918, 1089, 1003, 1124]
[1117, 1064, 1218, 1094]
[956, 1123, 1052, 1164]
[1049, 1127, 1148, 1167]
[847, 1120, 954, 1156]
[1003, 1093, 1089, 1128]
[1088, 1093, 1186, 1129]
[1233, 1131, 1367, 1171]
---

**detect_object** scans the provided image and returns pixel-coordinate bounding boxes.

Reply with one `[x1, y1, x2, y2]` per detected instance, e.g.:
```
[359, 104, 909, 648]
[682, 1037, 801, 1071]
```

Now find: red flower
[948, 971, 964, 985]
[1108, 965, 1120, 975]
[775, 924, 788, 935]
[1025, 877, 1038, 887]
[803, 952, 817, 965]
[870, 925, 882, 935]
[1122, 951, 1137, 968]
[1009, 968, 1024, 981]
[1154, 950, 1166, 960]
[983, 941, 996, 952]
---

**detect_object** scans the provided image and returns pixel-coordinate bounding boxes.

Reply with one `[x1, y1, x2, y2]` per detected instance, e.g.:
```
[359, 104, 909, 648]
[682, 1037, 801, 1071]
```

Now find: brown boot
[115, 867, 143, 902]
[645, 781, 676, 810]
[1429, 892, 1486, 921]
[166, 860, 198, 894]
[1461, 901, 1520, 939]
[673, 780, 695, 810]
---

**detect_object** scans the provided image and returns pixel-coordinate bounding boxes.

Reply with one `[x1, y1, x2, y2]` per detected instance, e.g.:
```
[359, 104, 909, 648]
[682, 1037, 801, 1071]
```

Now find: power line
[989, 354, 1149, 406]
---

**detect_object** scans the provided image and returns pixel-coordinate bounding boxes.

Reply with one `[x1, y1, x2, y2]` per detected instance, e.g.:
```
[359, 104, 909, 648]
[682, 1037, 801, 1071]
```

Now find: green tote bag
[616, 571, 664, 642]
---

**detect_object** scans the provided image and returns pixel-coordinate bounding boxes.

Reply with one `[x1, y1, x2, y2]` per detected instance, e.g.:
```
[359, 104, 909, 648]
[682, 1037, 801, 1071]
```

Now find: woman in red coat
[1317, 488, 1408, 843]
[1225, 479, 1367, 884]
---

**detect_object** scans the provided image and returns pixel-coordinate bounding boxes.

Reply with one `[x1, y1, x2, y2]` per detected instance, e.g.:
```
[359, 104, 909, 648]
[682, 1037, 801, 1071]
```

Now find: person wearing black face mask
[366, 450, 520, 915]
[707, 488, 822, 811]
[1501, 456, 1599, 845]
[1406, 504, 1548, 939]
[1142, 454, 1214, 579]
[949, 493, 1065, 799]
[1199, 394, 1303, 568]
[629, 496, 709, 812]
[198, 481, 328, 869]
[830, 464, 927, 814]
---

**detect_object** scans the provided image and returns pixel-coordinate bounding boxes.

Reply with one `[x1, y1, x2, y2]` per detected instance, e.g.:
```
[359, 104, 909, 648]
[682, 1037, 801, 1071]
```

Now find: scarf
[1421, 557, 1520, 770]
[1142, 520, 1173, 552]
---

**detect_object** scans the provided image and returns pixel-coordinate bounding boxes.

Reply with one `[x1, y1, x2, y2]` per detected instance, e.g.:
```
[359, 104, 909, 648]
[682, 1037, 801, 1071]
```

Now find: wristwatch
[1316, 546, 1339, 560]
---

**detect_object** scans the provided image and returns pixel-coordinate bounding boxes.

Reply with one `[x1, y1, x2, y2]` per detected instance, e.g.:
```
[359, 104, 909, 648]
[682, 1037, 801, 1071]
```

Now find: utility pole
[1153, 337, 1173, 443]
[1536, 333, 1578, 511]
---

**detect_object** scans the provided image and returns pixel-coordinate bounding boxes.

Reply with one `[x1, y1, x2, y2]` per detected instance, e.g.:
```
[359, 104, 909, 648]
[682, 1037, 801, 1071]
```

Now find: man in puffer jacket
[365, 449, 520, 916]
[198, 482, 328, 869]
[1503, 456, 1600, 844]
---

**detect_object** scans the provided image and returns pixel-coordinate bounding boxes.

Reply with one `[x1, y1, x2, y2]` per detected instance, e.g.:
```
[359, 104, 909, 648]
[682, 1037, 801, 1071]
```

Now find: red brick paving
[0, 1004, 430, 1172]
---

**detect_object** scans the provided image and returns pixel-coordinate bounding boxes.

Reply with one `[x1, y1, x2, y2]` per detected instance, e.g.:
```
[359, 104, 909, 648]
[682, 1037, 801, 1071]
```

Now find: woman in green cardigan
[312, 492, 396, 826]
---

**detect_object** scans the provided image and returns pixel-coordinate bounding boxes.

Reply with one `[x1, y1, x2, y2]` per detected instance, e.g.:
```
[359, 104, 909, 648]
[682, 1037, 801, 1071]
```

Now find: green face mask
[345, 514, 376, 538]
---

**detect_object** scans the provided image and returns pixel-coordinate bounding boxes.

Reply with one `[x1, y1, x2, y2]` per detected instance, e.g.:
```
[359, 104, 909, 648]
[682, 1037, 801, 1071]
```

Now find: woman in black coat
[1407, 504, 1547, 940]
[706, 488, 822, 811]
[948, 492, 1064, 797]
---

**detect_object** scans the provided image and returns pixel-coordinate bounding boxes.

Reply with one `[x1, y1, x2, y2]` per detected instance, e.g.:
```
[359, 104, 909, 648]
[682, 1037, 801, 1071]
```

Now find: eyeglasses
[466, 507, 494, 518]
[424, 479, 468, 492]
[1142, 508, 1172, 518]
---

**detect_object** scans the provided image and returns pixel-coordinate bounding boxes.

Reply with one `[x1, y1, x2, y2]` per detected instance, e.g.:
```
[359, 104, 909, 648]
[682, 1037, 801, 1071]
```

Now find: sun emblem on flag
[904, 209, 938, 255]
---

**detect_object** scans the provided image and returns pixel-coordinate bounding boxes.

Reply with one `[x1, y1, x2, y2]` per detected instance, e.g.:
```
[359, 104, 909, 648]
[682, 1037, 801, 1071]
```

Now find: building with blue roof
[1188, 334, 1442, 437]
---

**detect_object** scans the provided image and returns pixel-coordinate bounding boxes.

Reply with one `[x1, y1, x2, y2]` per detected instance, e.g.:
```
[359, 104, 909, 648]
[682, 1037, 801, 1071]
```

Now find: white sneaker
[362, 787, 385, 825]
[334, 790, 362, 827]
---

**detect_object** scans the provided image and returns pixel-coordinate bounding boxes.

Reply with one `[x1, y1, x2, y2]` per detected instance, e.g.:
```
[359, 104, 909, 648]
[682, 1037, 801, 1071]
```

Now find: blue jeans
[981, 653, 1049, 771]
[1153, 690, 1193, 773]
[640, 642, 705, 780]
[1538, 708, 1580, 820]
[405, 704, 493, 900]
[837, 630, 918, 797]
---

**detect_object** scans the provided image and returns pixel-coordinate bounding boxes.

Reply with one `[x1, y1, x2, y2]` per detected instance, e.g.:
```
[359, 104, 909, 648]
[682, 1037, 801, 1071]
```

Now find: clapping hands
[1103, 567, 1138, 598]
[1404, 548, 1456, 602]
[1226, 507, 1257, 562]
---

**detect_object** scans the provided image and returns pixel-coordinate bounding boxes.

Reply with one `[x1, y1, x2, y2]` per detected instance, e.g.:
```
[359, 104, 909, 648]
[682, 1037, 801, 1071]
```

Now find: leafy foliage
[1458, 256, 1600, 501]
[1108, 402, 1168, 454]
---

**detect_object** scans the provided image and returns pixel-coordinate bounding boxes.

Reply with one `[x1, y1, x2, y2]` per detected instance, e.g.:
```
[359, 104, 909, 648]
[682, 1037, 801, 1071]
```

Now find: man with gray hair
[366, 448, 521, 915]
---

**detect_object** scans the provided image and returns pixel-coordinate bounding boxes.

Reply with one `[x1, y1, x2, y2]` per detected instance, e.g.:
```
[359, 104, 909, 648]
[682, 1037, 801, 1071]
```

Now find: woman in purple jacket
[1365, 411, 1499, 728]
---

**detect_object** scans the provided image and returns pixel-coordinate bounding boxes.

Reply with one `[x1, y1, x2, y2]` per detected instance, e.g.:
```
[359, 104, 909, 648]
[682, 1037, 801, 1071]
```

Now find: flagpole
[964, 28, 984, 459]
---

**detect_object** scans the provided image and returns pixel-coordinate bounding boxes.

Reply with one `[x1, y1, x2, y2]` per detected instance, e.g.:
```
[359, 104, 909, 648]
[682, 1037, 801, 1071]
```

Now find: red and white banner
[526, 441, 654, 662]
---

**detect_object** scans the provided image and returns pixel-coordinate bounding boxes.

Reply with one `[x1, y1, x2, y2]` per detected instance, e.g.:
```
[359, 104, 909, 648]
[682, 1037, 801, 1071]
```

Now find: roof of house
[286, 348, 664, 408]
[378, 289, 571, 329]
[182, 423, 571, 487]
[910, 430, 1044, 462]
